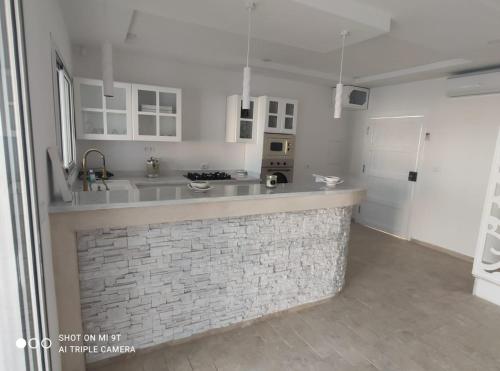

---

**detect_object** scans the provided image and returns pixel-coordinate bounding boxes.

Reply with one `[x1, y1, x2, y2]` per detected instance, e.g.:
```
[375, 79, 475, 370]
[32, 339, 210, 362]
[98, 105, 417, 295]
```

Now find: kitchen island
[49, 182, 365, 370]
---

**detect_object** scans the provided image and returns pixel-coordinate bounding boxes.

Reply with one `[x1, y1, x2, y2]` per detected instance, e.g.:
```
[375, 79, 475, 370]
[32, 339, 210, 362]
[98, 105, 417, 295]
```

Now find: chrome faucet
[82, 148, 108, 191]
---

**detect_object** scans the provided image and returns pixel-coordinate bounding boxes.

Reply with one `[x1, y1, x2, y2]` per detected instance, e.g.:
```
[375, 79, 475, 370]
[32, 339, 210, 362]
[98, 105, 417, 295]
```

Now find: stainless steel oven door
[261, 168, 293, 183]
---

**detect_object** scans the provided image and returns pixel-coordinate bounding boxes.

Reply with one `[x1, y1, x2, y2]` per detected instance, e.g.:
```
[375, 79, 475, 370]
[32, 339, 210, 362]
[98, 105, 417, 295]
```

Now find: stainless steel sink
[86, 180, 133, 192]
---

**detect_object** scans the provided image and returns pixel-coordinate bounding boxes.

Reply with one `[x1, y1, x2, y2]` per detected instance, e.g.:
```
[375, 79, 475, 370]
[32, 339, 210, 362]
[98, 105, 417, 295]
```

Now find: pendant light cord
[339, 32, 347, 84]
[246, 5, 252, 68]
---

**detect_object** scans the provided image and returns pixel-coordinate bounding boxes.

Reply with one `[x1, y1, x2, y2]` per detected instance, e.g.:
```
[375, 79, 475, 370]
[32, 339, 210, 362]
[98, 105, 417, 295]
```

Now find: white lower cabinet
[75, 78, 182, 142]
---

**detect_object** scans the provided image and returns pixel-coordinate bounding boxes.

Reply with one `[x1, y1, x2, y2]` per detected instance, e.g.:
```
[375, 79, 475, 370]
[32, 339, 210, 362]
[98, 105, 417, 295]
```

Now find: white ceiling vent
[446, 69, 500, 97]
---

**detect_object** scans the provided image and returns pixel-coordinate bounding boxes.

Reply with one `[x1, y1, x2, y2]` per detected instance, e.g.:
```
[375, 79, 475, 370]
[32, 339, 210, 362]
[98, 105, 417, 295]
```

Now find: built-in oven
[263, 133, 295, 159]
[260, 159, 294, 184]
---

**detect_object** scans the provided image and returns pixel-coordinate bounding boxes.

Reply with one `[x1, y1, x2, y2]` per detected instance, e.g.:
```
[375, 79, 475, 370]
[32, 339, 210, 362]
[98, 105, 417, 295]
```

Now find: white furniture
[225, 95, 257, 143]
[260, 96, 298, 134]
[473, 128, 500, 306]
[75, 78, 182, 142]
[75, 78, 132, 140]
[132, 84, 182, 142]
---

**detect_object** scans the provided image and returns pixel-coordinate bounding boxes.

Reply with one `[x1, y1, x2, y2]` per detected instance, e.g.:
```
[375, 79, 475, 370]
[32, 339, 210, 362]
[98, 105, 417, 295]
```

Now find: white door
[357, 116, 424, 239]
[132, 84, 182, 142]
[75, 78, 133, 140]
[263, 97, 298, 135]
[264, 97, 281, 133]
[281, 99, 298, 135]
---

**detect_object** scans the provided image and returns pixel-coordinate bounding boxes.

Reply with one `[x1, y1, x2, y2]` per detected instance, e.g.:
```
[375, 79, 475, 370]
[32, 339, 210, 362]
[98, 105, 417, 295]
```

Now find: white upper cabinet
[225, 95, 257, 143]
[132, 84, 182, 142]
[75, 78, 132, 140]
[261, 96, 298, 135]
[75, 78, 182, 142]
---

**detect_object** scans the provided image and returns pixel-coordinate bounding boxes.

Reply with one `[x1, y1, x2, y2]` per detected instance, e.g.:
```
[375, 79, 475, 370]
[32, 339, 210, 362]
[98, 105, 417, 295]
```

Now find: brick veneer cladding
[77, 207, 352, 362]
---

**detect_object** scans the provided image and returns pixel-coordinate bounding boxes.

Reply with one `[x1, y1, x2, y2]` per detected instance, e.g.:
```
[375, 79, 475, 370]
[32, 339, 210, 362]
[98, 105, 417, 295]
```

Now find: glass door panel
[269, 100, 279, 114]
[283, 102, 296, 132]
[106, 87, 127, 110]
[159, 116, 176, 137]
[82, 111, 104, 134]
[268, 115, 278, 128]
[159, 91, 177, 114]
[266, 100, 279, 130]
[240, 100, 254, 119]
[138, 115, 156, 136]
[80, 84, 103, 109]
[138, 90, 157, 113]
[240, 120, 253, 139]
[106, 113, 127, 135]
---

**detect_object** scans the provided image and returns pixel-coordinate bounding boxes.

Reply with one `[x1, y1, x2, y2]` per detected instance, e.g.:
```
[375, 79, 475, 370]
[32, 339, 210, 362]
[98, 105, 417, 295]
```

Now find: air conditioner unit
[446, 70, 500, 97]
[332, 85, 369, 110]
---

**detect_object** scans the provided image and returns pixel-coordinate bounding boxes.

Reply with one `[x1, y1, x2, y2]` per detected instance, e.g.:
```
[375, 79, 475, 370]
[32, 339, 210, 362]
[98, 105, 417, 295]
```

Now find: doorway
[356, 116, 424, 239]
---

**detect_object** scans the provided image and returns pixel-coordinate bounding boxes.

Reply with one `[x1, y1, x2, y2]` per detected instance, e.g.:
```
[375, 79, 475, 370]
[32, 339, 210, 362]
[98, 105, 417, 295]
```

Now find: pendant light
[242, 2, 255, 110]
[334, 30, 349, 119]
[102, 0, 114, 97]
[102, 41, 114, 97]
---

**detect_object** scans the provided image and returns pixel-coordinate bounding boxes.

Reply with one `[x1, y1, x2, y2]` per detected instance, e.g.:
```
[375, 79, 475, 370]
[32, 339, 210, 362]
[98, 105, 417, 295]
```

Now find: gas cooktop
[184, 171, 232, 181]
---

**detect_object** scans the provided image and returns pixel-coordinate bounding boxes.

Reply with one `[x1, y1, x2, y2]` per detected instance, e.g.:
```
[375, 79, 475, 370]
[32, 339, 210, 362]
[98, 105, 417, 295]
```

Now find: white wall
[23, 0, 72, 369]
[347, 78, 500, 257]
[73, 47, 349, 183]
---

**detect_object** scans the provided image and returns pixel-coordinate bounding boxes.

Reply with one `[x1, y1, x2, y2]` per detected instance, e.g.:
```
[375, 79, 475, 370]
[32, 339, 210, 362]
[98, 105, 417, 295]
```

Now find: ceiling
[59, 0, 500, 87]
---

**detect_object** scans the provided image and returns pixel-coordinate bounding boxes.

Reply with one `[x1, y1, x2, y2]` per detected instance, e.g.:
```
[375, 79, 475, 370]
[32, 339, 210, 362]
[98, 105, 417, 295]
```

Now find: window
[0, 0, 51, 369]
[55, 56, 75, 170]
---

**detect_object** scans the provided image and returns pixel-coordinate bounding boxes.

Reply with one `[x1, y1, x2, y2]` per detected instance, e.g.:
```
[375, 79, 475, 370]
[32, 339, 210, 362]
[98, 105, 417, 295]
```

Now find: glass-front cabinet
[262, 97, 298, 135]
[225, 95, 257, 143]
[132, 84, 182, 142]
[75, 78, 132, 140]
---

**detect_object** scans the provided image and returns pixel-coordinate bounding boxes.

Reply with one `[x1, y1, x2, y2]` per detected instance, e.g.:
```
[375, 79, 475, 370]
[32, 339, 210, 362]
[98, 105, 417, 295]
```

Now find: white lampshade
[334, 83, 343, 119]
[242, 66, 251, 109]
[102, 41, 114, 97]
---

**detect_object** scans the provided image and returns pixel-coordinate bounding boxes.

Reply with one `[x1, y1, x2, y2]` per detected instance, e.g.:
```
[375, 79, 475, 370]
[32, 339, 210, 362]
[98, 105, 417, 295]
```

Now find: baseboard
[411, 238, 473, 263]
[473, 277, 500, 306]
[358, 222, 409, 240]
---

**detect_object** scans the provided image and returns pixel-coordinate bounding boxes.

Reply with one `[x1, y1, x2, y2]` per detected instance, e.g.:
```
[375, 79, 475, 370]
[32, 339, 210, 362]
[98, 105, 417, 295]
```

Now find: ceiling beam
[354, 59, 471, 85]
[291, 0, 391, 32]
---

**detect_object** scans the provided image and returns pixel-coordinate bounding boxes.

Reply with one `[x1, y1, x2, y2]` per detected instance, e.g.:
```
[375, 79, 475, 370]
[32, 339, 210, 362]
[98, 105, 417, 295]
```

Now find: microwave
[263, 133, 295, 159]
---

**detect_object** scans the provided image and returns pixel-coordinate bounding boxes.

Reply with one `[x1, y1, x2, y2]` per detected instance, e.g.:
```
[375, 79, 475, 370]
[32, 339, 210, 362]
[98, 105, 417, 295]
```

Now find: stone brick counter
[49, 185, 364, 370]
[77, 207, 352, 363]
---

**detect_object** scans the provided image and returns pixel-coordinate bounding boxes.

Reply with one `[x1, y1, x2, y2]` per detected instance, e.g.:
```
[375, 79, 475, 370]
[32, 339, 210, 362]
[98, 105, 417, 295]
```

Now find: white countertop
[71, 170, 261, 192]
[51, 181, 364, 213]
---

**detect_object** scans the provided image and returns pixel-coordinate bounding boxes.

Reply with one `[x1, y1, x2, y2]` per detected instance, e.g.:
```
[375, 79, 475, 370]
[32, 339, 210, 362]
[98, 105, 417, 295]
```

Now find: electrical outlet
[201, 163, 209, 170]
[144, 146, 155, 156]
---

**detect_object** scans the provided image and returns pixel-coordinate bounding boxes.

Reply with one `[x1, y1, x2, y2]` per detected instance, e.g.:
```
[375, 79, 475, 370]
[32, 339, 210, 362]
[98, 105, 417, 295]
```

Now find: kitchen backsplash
[76, 140, 246, 172]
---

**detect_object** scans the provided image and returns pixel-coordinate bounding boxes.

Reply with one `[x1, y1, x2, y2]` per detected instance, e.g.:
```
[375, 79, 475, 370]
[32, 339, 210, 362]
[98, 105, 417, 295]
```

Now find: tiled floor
[89, 223, 500, 371]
